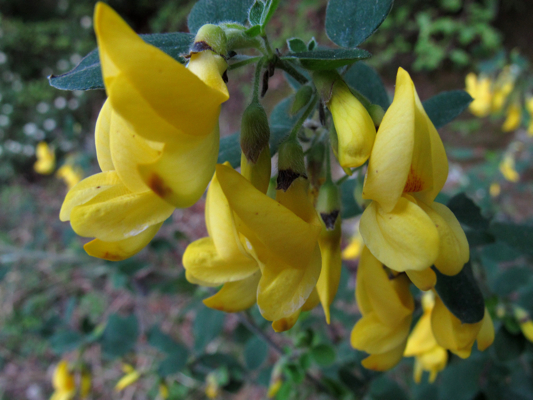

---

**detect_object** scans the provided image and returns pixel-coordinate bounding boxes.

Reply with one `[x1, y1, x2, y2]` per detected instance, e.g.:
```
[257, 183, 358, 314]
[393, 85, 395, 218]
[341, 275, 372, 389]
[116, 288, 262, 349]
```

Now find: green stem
[252, 57, 267, 102]
[277, 60, 309, 85]
[325, 140, 332, 183]
[288, 95, 318, 140]
[228, 56, 262, 71]
[261, 34, 274, 58]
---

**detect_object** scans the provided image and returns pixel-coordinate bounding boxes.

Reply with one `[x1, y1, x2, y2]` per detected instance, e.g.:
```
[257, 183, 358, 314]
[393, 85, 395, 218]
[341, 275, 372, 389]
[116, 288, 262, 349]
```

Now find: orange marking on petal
[403, 166, 424, 193]
[148, 173, 173, 198]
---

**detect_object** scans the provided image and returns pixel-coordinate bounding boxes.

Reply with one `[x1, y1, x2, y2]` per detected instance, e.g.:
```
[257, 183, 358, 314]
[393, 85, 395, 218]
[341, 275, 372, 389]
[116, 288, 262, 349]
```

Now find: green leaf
[260, 0, 281, 26]
[188, 0, 255, 34]
[308, 37, 317, 51]
[491, 267, 532, 297]
[148, 325, 188, 355]
[340, 178, 362, 219]
[343, 62, 390, 110]
[50, 330, 83, 354]
[287, 38, 308, 53]
[193, 307, 225, 353]
[490, 222, 533, 256]
[283, 363, 305, 384]
[433, 262, 485, 324]
[493, 326, 525, 362]
[49, 33, 194, 91]
[447, 193, 490, 231]
[310, 344, 336, 366]
[283, 49, 371, 71]
[158, 354, 189, 377]
[325, 0, 393, 48]
[438, 356, 486, 400]
[423, 90, 473, 129]
[248, 0, 265, 26]
[244, 336, 269, 370]
[0, 265, 11, 282]
[369, 376, 409, 400]
[100, 314, 139, 359]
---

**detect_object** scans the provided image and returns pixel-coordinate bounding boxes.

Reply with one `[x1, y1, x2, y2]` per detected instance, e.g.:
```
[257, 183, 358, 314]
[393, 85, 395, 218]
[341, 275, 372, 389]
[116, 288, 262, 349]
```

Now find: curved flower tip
[363, 67, 448, 212]
[202, 272, 260, 313]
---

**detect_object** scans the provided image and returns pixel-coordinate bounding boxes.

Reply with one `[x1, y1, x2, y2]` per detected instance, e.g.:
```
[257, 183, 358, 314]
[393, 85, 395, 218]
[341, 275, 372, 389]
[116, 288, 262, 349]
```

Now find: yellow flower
[404, 292, 447, 383]
[351, 246, 414, 371]
[514, 307, 533, 342]
[95, 2, 228, 208]
[499, 155, 519, 182]
[56, 164, 83, 189]
[342, 228, 363, 260]
[360, 68, 468, 281]
[526, 97, 533, 136]
[267, 378, 283, 398]
[80, 368, 91, 398]
[489, 182, 501, 197]
[50, 360, 76, 400]
[34, 141, 56, 175]
[502, 102, 521, 132]
[465, 72, 492, 117]
[159, 382, 169, 399]
[59, 3, 229, 261]
[431, 296, 494, 358]
[491, 67, 515, 113]
[205, 372, 220, 399]
[314, 71, 376, 168]
[115, 364, 141, 391]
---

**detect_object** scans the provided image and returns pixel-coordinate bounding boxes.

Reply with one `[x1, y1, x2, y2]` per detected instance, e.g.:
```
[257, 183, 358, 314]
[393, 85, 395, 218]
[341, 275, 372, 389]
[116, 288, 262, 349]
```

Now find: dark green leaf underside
[325, 0, 394, 48]
[284, 49, 371, 70]
[49, 32, 194, 91]
[433, 263, 485, 324]
[343, 62, 390, 110]
[188, 0, 255, 34]
[423, 90, 473, 129]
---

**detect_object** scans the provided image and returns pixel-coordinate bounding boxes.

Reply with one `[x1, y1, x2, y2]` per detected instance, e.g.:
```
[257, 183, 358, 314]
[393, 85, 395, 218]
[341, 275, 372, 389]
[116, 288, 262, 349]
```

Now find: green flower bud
[306, 141, 325, 188]
[291, 84, 314, 115]
[240, 100, 271, 164]
[192, 24, 228, 57]
[277, 137, 307, 191]
[220, 23, 262, 50]
[316, 179, 341, 230]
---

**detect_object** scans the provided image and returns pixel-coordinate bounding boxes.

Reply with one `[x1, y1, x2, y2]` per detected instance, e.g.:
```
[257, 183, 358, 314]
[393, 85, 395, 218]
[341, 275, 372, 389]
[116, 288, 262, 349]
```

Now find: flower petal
[94, 3, 228, 144]
[70, 184, 174, 242]
[359, 197, 439, 272]
[419, 201, 469, 276]
[203, 272, 260, 312]
[406, 268, 437, 291]
[257, 245, 321, 321]
[476, 308, 495, 351]
[362, 68, 416, 212]
[138, 126, 219, 208]
[216, 164, 321, 268]
[272, 309, 301, 333]
[360, 340, 407, 371]
[329, 80, 376, 168]
[404, 312, 437, 356]
[95, 99, 114, 172]
[431, 295, 482, 355]
[84, 222, 162, 261]
[110, 110, 163, 193]
[351, 312, 411, 354]
[60, 171, 122, 222]
[317, 222, 342, 324]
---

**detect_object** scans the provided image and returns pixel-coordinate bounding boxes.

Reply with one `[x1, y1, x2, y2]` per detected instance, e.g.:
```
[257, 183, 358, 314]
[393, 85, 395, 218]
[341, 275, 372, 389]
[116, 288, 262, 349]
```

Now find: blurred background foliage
[1, 0, 533, 399]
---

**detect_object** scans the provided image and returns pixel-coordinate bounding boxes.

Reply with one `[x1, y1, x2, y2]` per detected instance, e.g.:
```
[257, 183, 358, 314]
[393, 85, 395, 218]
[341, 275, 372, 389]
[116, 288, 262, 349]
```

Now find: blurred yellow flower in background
[115, 364, 140, 391]
[50, 360, 75, 400]
[514, 307, 533, 342]
[526, 97, 533, 135]
[404, 292, 447, 383]
[56, 164, 83, 189]
[465, 73, 492, 117]
[502, 102, 521, 132]
[34, 141, 56, 175]
[342, 228, 364, 260]
[499, 155, 519, 182]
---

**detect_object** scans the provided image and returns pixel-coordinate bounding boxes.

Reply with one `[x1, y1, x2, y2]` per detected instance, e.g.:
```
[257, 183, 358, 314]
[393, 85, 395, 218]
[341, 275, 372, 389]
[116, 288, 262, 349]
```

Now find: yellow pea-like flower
[502, 102, 521, 132]
[465, 72, 492, 117]
[115, 364, 141, 391]
[56, 164, 83, 189]
[34, 141, 56, 175]
[359, 68, 467, 279]
[404, 292, 448, 383]
[50, 360, 76, 400]
[514, 307, 533, 343]
[499, 155, 519, 183]
[351, 246, 414, 371]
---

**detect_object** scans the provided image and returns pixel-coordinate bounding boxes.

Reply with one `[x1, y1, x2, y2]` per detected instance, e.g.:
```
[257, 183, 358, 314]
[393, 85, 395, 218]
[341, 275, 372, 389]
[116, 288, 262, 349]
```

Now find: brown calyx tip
[276, 169, 307, 191]
[320, 210, 340, 230]
[190, 41, 214, 54]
